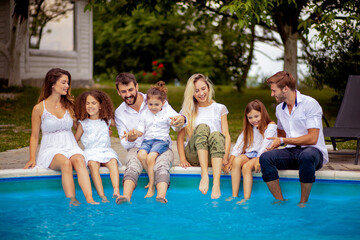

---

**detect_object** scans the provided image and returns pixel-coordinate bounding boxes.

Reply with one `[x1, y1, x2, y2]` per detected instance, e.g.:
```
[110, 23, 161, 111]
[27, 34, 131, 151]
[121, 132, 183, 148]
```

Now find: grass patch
[0, 85, 354, 152]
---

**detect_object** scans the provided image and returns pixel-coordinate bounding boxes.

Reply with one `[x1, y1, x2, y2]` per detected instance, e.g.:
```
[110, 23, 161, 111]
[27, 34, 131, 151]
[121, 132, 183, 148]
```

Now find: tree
[92, 1, 255, 88]
[223, 0, 360, 82]
[308, 23, 360, 98]
[0, 0, 29, 87]
[29, 0, 73, 49]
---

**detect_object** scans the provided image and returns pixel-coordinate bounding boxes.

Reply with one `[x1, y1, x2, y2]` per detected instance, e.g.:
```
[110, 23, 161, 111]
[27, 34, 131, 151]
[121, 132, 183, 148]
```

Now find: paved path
[0, 137, 359, 171]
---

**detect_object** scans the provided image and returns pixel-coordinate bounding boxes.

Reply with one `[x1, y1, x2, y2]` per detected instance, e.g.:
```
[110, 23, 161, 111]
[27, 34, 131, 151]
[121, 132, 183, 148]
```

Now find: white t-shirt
[193, 102, 229, 133]
[276, 90, 328, 164]
[137, 106, 180, 142]
[231, 123, 277, 158]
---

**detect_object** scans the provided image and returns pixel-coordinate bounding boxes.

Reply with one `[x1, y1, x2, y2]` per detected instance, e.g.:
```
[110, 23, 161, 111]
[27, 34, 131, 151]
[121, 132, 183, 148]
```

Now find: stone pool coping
[1, 166, 359, 181]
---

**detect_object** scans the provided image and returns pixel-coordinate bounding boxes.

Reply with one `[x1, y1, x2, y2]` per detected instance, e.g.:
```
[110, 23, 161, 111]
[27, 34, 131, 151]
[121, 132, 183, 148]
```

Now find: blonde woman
[177, 73, 231, 199]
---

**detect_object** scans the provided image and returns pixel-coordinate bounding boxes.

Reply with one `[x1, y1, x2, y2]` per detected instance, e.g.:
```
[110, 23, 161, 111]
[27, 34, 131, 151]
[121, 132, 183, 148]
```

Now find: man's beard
[125, 90, 138, 106]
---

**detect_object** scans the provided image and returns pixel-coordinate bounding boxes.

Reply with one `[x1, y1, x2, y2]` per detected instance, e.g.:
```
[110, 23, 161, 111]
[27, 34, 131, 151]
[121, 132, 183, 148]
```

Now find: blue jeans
[259, 147, 323, 183]
[139, 139, 169, 155]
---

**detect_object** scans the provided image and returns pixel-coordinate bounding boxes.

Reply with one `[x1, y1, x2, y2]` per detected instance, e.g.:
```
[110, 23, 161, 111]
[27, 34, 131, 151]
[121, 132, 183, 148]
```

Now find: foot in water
[199, 175, 209, 195]
[211, 183, 221, 199]
[116, 195, 130, 204]
[144, 186, 155, 198]
[69, 197, 81, 206]
[100, 195, 109, 203]
[156, 196, 168, 203]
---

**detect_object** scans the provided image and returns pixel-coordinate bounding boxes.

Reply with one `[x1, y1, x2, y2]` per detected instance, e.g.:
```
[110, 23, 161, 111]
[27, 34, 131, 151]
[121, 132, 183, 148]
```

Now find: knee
[137, 152, 147, 161]
[242, 163, 253, 175]
[195, 124, 210, 135]
[259, 152, 271, 167]
[72, 156, 86, 167]
[88, 161, 99, 171]
[232, 157, 242, 168]
[61, 159, 73, 172]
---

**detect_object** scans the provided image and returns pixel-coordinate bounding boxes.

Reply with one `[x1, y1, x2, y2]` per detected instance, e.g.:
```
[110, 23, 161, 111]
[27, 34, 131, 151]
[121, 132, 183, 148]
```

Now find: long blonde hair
[181, 73, 215, 138]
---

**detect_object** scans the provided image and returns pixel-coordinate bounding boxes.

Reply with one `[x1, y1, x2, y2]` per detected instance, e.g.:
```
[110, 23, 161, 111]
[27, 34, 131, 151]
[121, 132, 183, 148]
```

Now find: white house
[0, 0, 93, 87]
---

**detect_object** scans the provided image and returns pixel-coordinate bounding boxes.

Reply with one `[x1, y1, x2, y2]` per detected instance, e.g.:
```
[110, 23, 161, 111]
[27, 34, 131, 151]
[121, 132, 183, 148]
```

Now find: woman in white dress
[177, 73, 231, 199]
[24, 68, 98, 206]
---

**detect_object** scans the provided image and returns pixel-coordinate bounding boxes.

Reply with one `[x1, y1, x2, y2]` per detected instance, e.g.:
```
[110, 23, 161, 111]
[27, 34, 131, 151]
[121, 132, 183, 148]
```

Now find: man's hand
[266, 137, 281, 151]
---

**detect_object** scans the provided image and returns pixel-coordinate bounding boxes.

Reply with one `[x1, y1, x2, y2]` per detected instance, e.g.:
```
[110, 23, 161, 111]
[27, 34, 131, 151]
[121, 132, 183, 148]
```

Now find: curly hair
[146, 81, 168, 102]
[75, 90, 114, 125]
[38, 68, 75, 117]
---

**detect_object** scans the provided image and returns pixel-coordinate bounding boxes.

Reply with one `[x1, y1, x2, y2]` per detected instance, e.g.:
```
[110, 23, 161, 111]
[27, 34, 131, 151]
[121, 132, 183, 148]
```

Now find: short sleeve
[305, 100, 322, 129]
[220, 104, 229, 116]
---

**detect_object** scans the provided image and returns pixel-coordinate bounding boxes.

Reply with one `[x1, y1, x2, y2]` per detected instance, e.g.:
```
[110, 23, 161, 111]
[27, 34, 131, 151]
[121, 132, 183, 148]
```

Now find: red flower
[152, 60, 158, 65]
[158, 63, 164, 69]
[143, 72, 147, 76]
[152, 71, 157, 76]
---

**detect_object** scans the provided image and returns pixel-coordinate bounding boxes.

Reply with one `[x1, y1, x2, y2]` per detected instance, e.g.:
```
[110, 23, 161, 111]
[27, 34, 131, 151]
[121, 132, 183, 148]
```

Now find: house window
[29, 0, 74, 51]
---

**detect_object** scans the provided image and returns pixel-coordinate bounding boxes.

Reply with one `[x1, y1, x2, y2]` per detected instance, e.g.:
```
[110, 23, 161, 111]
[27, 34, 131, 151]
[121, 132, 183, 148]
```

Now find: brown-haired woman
[74, 90, 121, 203]
[24, 68, 98, 206]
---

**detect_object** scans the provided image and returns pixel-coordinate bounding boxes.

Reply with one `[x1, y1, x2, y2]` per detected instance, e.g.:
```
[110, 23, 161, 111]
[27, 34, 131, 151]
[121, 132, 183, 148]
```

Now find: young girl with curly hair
[75, 90, 121, 203]
[223, 99, 276, 203]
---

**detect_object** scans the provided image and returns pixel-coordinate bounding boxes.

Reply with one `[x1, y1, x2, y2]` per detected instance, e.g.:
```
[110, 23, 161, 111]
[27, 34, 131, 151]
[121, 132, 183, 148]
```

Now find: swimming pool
[1, 175, 359, 240]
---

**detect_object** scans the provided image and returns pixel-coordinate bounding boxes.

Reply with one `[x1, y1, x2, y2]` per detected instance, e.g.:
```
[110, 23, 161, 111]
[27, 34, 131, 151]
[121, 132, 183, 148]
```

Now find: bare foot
[112, 193, 121, 199]
[69, 197, 81, 206]
[298, 202, 307, 208]
[225, 196, 236, 201]
[199, 175, 209, 195]
[87, 199, 100, 205]
[144, 187, 155, 198]
[236, 198, 248, 205]
[144, 182, 150, 189]
[100, 196, 109, 203]
[156, 196, 168, 203]
[116, 195, 130, 204]
[211, 184, 221, 199]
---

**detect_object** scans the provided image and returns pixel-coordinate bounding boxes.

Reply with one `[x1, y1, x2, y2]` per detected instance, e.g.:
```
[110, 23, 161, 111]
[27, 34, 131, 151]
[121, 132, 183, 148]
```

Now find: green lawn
[0, 84, 354, 152]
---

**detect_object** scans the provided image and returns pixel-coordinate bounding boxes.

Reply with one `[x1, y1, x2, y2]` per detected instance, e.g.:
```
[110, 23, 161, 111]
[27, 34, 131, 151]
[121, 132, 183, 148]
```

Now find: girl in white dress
[177, 73, 231, 199]
[223, 99, 277, 203]
[24, 68, 98, 206]
[74, 90, 121, 203]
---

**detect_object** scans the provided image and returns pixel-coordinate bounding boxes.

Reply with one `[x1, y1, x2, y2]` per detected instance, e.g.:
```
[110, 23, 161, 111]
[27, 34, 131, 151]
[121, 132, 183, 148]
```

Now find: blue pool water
[0, 175, 360, 240]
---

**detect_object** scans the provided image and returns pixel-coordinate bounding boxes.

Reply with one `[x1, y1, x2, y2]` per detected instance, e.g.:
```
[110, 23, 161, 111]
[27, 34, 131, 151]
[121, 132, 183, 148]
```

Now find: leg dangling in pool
[69, 197, 81, 206]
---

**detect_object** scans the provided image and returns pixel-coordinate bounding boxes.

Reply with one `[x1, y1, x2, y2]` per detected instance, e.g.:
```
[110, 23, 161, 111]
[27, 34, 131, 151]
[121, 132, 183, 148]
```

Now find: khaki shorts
[185, 124, 225, 167]
[123, 148, 173, 186]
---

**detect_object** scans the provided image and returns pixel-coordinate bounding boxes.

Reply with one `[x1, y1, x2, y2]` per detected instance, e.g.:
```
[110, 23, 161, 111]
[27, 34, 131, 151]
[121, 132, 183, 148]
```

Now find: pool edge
[0, 167, 359, 181]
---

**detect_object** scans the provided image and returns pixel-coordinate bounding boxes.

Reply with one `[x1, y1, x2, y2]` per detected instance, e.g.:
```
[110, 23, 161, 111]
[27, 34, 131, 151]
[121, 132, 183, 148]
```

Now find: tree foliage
[308, 24, 360, 98]
[92, 1, 254, 88]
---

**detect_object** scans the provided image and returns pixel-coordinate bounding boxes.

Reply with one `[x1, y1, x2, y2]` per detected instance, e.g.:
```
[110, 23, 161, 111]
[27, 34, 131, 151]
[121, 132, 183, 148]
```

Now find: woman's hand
[24, 159, 36, 169]
[223, 162, 232, 174]
[179, 158, 191, 168]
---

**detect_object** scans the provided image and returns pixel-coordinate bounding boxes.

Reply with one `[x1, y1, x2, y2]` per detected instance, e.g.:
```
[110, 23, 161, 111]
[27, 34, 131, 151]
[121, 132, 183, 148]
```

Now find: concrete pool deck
[0, 138, 359, 180]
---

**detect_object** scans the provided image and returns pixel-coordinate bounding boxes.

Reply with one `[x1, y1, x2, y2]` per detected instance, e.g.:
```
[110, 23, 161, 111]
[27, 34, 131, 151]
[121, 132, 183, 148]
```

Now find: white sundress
[79, 119, 120, 166]
[36, 101, 84, 168]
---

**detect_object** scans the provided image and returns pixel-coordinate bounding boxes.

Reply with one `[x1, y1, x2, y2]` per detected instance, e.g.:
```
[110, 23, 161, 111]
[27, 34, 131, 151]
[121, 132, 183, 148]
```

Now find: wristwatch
[280, 137, 285, 146]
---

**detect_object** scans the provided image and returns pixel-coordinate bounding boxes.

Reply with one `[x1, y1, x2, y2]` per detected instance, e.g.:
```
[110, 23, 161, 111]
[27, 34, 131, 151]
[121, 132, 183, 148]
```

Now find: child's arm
[74, 122, 84, 142]
[120, 129, 143, 141]
[223, 155, 235, 174]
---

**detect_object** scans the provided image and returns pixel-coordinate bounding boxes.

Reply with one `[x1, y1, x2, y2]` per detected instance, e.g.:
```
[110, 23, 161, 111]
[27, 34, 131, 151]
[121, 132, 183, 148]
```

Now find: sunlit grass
[0, 85, 353, 152]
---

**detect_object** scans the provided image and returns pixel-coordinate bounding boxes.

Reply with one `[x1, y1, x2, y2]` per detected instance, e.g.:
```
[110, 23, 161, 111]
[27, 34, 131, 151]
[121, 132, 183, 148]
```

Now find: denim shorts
[245, 151, 258, 159]
[139, 139, 169, 155]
